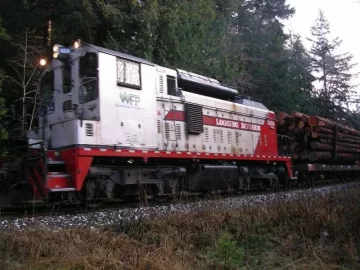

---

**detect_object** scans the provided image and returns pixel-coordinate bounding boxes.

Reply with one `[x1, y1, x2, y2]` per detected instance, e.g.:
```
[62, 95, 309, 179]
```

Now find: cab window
[39, 70, 54, 107]
[167, 75, 176, 96]
[63, 63, 71, 94]
[116, 57, 141, 90]
[79, 53, 98, 103]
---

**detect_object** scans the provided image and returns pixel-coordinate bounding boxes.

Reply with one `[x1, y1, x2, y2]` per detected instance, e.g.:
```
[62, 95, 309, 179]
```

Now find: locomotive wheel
[167, 178, 179, 195]
[306, 174, 316, 188]
[153, 194, 168, 202]
[237, 176, 247, 194]
[272, 177, 280, 191]
[77, 194, 104, 208]
[151, 185, 169, 203]
[78, 179, 104, 208]
[259, 179, 271, 191]
[152, 178, 179, 202]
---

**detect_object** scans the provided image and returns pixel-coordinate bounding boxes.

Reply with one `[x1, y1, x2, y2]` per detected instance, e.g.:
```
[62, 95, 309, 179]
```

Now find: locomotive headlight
[39, 58, 47, 66]
[74, 40, 81, 49]
[53, 44, 59, 58]
[52, 44, 72, 60]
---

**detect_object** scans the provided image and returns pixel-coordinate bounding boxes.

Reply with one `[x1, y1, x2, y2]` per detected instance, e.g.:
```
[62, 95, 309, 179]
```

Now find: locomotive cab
[29, 42, 159, 151]
[29, 44, 101, 148]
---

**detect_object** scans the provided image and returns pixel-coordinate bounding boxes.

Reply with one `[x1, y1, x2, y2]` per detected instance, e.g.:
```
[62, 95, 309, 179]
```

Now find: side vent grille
[213, 129, 217, 143]
[176, 124, 182, 140]
[165, 122, 171, 140]
[185, 103, 203, 134]
[157, 120, 162, 134]
[204, 127, 209, 142]
[159, 75, 164, 94]
[235, 131, 240, 145]
[219, 129, 224, 143]
[85, 123, 94, 136]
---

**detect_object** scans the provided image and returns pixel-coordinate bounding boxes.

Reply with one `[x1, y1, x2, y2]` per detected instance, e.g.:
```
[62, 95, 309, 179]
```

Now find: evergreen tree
[279, 34, 316, 113]
[0, 16, 9, 40]
[346, 112, 360, 129]
[0, 16, 9, 147]
[0, 15, 8, 114]
[232, 0, 296, 109]
[308, 10, 357, 119]
[0, 0, 355, 123]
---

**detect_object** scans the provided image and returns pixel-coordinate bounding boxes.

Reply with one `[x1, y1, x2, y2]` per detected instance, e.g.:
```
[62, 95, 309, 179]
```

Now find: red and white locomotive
[1, 42, 294, 206]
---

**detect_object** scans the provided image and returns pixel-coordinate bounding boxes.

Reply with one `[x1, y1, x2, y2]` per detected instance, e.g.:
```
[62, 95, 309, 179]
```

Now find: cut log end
[297, 121, 305, 129]
[278, 112, 290, 121]
[308, 116, 319, 127]
[311, 131, 318, 138]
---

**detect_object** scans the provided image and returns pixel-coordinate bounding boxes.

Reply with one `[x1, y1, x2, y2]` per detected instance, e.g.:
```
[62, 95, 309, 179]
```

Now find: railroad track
[1, 177, 358, 221]
[1, 180, 359, 232]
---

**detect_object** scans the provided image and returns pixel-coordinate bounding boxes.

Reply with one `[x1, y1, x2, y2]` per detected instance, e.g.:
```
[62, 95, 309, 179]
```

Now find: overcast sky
[283, 0, 360, 98]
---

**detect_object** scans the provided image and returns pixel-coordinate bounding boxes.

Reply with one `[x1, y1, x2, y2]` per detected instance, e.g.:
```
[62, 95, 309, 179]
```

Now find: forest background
[0, 0, 359, 132]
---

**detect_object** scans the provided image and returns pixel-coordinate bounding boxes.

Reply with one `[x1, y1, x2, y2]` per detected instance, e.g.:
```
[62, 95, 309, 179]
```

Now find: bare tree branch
[4, 28, 47, 132]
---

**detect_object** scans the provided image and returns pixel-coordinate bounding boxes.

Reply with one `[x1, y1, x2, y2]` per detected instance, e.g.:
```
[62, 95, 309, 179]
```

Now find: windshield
[63, 63, 71, 94]
[79, 52, 98, 103]
[39, 70, 54, 107]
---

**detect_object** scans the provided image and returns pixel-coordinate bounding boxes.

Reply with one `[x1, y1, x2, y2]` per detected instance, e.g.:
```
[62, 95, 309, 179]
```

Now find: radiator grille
[165, 122, 171, 140]
[85, 123, 94, 136]
[185, 103, 203, 134]
[227, 131, 232, 144]
[219, 129, 224, 143]
[159, 75, 164, 93]
[157, 120, 162, 134]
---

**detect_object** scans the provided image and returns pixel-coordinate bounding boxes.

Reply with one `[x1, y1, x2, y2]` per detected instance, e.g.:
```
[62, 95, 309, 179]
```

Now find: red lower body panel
[45, 146, 292, 192]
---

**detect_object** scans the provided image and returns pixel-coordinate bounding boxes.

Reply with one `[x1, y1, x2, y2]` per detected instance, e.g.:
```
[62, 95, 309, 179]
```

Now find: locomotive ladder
[162, 100, 178, 150]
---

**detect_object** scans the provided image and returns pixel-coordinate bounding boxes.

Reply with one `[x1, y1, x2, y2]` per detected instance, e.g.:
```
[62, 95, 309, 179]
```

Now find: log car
[277, 112, 360, 186]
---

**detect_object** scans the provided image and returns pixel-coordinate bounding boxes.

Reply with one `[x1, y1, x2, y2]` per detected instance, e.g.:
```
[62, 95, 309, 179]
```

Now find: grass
[0, 187, 360, 270]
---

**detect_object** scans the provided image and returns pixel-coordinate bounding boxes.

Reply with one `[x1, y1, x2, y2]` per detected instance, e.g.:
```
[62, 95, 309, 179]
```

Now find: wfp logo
[119, 92, 141, 107]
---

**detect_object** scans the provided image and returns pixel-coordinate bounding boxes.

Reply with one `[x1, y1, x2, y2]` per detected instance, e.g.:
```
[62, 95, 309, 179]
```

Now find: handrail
[277, 134, 294, 157]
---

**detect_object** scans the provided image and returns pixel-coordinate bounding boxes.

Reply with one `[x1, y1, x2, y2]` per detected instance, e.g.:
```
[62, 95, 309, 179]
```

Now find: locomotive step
[48, 187, 76, 192]
[47, 160, 65, 165]
[46, 172, 75, 192]
[47, 172, 70, 177]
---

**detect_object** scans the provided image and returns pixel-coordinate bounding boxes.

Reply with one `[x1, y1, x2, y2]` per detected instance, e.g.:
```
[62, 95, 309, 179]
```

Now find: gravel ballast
[0, 182, 359, 231]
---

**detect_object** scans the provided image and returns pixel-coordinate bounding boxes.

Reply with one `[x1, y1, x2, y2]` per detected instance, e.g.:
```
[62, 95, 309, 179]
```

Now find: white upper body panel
[98, 52, 158, 149]
[30, 43, 276, 156]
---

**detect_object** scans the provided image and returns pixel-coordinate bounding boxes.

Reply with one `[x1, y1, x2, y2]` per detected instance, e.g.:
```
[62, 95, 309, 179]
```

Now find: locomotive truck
[0, 41, 358, 207]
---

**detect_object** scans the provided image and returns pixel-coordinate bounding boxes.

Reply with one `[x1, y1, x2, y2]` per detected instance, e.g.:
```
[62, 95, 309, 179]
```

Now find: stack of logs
[277, 112, 360, 162]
